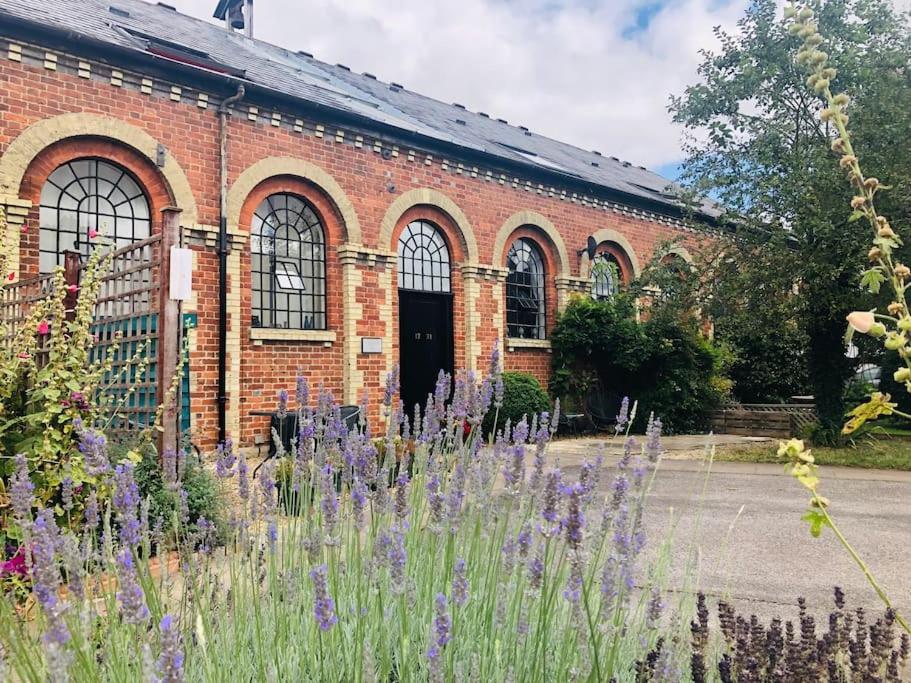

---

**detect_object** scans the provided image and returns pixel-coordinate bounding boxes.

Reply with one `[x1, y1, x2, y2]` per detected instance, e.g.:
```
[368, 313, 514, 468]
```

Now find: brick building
[0, 0, 718, 448]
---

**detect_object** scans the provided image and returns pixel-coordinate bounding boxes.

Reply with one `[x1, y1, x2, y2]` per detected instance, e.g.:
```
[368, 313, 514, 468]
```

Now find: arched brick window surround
[238, 176, 345, 332]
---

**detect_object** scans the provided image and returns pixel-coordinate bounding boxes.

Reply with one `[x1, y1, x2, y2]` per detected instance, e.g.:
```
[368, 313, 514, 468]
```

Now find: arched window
[39, 158, 151, 273]
[251, 193, 327, 330]
[591, 252, 623, 300]
[506, 237, 546, 339]
[397, 220, 451, 292]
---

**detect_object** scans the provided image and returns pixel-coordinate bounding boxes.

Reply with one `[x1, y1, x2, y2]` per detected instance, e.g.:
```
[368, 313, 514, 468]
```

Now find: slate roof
[0, 0, 719, 219]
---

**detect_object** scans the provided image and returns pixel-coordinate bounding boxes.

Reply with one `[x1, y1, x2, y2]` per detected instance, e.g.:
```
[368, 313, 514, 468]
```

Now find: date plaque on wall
[361, 337, 383, 354]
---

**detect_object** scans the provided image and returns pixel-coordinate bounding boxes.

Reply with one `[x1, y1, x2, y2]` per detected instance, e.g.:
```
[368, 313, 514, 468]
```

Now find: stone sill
[506, 338, 552, 352]
[250, 329, 336, 345]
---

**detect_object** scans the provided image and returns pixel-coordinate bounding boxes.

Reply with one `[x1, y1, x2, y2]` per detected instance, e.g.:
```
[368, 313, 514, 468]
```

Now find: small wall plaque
[361, 337, 383, 354]
[170, 247, 193, 301]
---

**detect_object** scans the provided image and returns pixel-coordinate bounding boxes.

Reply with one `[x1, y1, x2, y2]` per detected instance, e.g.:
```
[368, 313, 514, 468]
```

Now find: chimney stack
[214, 0, 254, 38]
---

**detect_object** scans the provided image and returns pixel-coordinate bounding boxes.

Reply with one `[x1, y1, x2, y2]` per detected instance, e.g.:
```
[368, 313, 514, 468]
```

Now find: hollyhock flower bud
[846, 311, 876, 334]
[839, 154, 857, 168]
[864, 177, 880, 191]
[889, 302, 904, 316]
[850, 196, 867, 210]
[868, 247, 882, 261]
[898, 316, 911, 332]
[884, 332, 906, 351]
[893, 367, 911, 383]
[895, 264, 910, 280]
[878, 225, 896, 239]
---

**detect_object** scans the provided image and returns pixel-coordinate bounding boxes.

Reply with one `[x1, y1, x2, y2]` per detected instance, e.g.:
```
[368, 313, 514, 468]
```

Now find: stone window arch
[506, 237, 547, 339]
[251, 192, 327, 330]
[590, 242, 634, 300]
[38, 158, 151, 273]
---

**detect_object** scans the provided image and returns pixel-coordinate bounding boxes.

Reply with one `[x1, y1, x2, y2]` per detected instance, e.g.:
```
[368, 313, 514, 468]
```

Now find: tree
[669, 0, 911, 442]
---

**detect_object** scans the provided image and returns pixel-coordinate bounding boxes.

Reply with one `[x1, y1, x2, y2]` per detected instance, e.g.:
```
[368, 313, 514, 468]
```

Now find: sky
[166, 0, 909, 181]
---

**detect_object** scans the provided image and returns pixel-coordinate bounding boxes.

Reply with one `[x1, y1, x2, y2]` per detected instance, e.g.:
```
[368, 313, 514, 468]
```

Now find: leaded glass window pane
[591, 253, 622, 300]
[251, 193, 327, 330]
[506, 238, 546, 339]
[397, 220, 451, 293]
[39, 159, 151, 273]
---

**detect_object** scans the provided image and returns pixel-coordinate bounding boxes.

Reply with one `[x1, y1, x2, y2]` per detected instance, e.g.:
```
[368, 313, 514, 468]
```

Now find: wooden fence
[0, 208, 183, 453]
[710, 404, 817, 438]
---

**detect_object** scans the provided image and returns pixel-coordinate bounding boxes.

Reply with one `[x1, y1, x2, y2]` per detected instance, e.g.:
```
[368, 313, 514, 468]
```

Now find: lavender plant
[0, 352, 692, 681]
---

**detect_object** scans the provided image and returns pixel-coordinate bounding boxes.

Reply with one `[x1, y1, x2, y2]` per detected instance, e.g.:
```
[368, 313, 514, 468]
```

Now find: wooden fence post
[158, 208, 182, 458]
[63, 250, 81, 323]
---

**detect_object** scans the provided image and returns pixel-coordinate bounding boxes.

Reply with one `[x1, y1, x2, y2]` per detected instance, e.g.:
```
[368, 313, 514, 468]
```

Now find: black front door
[398, 290, 454, 415]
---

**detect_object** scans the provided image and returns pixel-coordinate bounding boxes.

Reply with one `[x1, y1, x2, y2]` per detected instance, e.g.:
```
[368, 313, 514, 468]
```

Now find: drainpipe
[217, 85, 245, 445]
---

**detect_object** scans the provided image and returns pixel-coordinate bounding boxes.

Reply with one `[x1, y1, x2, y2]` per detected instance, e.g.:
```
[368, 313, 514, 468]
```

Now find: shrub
[482, 371, 550, 435]
[130, 440, 224, 547]
[551, 295, 727, 434]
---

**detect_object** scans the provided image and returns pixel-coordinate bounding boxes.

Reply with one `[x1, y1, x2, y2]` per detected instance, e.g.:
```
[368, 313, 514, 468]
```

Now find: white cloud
[166, 0, 907, 171]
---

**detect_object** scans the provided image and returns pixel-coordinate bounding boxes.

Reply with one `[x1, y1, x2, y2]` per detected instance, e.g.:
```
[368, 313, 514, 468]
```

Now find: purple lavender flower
[427, 592, 452, 681]
[517, 522, 532, 559]
[561, 482, 586, 603]
[157, 614, 185, 683]
[383, 365, 400, 410]
[394, 469, 410, 524]
[645, 414, 663, 463]
[10, 453, 34, 524]
[296, 375, 310, 408]
[387, 525, 407, 593]
[84, 491, 99, 530]
[646, 586, 664, 629]
[320, 464, 338, 537]
[528, 551, 544, 590]
[215, 437, 236, 478]
[113, 463, 141, 547]
[615, 396, 630, 435]
[351, 478, 367, 530]
[76, 424, 110, 477]
[446, 463, 466, 533]
[452, 558, 469, 607]
[427, 473, 445, 531]
[310, 564, 338, 631]
[237, 453, 249, 502]
[61, 476, 74, 513]
[277, 388, 289, 419]
[31, 510, 72, 680]
[116, 549, 149, 624]
[539, 469, 562, 536]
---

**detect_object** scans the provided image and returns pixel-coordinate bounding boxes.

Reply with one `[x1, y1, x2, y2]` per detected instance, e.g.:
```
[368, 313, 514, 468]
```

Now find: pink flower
[0, 548, 28, 577]
[88, 228, 99, 239]
[847, 311, 875, 334]
[6, 272, 14, 282]
[66, 284, 79, 294]
[20, 225, 27, 233]
[17, 352, 30, 360]
[36, 320, 50, 335]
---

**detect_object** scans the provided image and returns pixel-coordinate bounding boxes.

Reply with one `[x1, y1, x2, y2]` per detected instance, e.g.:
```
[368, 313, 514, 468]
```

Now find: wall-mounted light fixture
[578, 235, 597, 260]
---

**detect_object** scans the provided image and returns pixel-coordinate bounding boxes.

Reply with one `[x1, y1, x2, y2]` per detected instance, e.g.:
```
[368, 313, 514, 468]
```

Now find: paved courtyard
[549, 435, 911, 624]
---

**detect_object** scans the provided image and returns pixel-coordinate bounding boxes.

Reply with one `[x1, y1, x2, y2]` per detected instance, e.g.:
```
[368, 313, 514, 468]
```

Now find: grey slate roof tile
[0, 0, 719, 218]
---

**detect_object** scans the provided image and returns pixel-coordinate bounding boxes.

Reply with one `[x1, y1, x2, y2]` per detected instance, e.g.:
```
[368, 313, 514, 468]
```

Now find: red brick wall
[0, 43, 710, 447]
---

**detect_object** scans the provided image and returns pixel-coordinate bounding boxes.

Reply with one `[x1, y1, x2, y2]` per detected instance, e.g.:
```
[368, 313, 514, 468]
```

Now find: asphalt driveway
[548, 435, 911, 625]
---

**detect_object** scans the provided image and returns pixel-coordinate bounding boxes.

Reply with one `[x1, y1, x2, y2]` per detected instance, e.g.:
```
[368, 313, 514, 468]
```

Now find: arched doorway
[397, 219, 455, 413]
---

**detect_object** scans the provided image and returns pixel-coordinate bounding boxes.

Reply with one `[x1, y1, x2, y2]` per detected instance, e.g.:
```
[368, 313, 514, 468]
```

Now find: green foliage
[550, 295, 727, 434]
[483, 371, 550, 435]
[131, 441, 224, 545]
[669, 0, 911, 440]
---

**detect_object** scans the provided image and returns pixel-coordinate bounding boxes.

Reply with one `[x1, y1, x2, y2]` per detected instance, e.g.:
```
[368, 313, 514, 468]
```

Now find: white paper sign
[361, 337, 383, 354]
[170, 247, 193, 301]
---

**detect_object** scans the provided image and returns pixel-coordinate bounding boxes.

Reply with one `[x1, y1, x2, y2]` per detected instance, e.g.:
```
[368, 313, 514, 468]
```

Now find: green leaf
[801, 509, 830, 538]
[848, 210, 865, 223]
[860, 268, 886, 294]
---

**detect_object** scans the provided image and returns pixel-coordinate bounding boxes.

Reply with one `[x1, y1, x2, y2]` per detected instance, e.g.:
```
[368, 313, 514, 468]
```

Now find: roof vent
[592, 150, 602, 156]
[591, 161, 600, 167]
[496, 118, 508, 124]
[610, 156, 619, 162]
[638, 165, 647, 170]
[336, 63, 351, 71]
[478, 112, 489, 118]
[455, 118, 466, 126]
[390, 82, 404, 90]
[622, 161, 631, 168]
[109, 5, 130, 17]
[453, 103, 466, 109]
[297, 50, 313, 58]
[363, 72, 377, 80]
[157, 2, 176, 10]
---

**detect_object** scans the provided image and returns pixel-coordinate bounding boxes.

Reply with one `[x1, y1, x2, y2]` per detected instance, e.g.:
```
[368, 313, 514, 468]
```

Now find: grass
[714, 436, 911, 471]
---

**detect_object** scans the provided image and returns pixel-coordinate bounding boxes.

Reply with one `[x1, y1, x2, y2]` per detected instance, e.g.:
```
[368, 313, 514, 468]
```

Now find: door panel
[399, 291, 454, 415]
